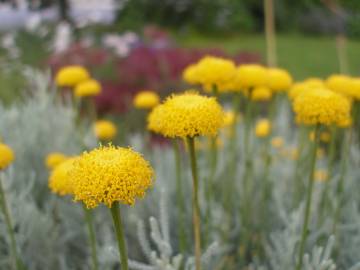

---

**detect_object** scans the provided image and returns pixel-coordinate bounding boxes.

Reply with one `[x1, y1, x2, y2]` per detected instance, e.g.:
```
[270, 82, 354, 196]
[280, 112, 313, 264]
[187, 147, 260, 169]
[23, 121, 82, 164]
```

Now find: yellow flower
[223, 110, 236, 127]
[293, 88, 351, 126]
[74, 79, 102, 97]
[0, 143, 15, 170]
[235, 64, 268, 90]
[147, 92, 224, 138]
[267, 68, 293, 92]
[55, 65, 90, 87]
[45, 152, 68, 169]
[337, 116, 352, 128]
[94, 120, 117, 141]
[189, 56, 236, 92]
[71, 145, 154, 208]
[133, 91, 160, 109]
[255, 119, 271, 138]
[48, 157, 78, 196]
[251, 86, 272, 101]
[183, 64, 200, 85]
[348, 78, 360, 100]
[325, 74, 353, 98]
[314, 169, 328, 182]
[271, 136, 284, 148]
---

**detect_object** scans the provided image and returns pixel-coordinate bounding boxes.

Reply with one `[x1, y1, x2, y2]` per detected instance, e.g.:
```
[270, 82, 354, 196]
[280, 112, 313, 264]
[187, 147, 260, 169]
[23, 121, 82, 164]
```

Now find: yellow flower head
[267, 68, 293, 92]
[223, 110, 236, 127]
[191, 56, 236, 92]
[48, 157, 78, 196]
[147, 92, 224, 138]
[314, 169, 328, 182]
[0, 143, 15, 170]
[133, 91, 160, 109]
[235, 64, 268, 90]
[183, 64, 200, 85]
[71, 145, 154, 208]
[94, 120, 117, 141]
[288, 79, 324, 100]
[337, 116, 352, 128]
[271, 136, 284, 148]
[45, 152, 68, 169]
[293, 88, 351, 126]
[255, 119, 271, 138]
[251, 86, 272, 101]
[74, 79, 102, 97]
[325, 74, 353, 97]
[55, 65, 90, 87]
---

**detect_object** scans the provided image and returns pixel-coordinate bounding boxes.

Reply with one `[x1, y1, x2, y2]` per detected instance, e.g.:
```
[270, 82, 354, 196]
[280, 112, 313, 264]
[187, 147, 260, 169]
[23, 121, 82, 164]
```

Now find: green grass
[175, 32, 360, 80]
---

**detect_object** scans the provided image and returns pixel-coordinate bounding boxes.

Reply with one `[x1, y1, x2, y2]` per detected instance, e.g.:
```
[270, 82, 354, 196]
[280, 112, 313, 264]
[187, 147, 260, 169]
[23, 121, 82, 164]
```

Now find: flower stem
[187, 137, 202, 270]
[296, 124, 320, 270]
[82, 205, 99, 270]
[172, 139, 187, 253]
[110, 202, 129, 270]
[0, 175, 22, 270]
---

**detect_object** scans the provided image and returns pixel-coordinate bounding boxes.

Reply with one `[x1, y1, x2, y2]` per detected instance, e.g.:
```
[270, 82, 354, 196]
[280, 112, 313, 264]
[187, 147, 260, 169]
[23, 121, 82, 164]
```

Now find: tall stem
[296, 125, 320, 270]
[264, 0, 277, 67]
[110, 203, 129, 270]
[172, 139, 186, 252]
[82, 205, 99, 270]
[0, 175, 22, 270]
[187, 137, 202, 270]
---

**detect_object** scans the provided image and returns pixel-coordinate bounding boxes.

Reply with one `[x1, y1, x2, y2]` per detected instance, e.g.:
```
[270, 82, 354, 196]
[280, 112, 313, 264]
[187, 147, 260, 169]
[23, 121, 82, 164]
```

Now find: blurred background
[0, 0, 359, 116]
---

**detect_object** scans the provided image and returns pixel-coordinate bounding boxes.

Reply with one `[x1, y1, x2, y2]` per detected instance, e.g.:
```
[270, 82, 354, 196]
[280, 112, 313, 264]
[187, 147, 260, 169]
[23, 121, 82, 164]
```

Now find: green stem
[293, 126, 307, 207]
[296, 125, 320, 270]
[110, 203, 129, 270]
[82, 205, 99, 270]
[172, 139, 186, 252]
[187, 137, 202, 270]
[0, 175, 22, 270]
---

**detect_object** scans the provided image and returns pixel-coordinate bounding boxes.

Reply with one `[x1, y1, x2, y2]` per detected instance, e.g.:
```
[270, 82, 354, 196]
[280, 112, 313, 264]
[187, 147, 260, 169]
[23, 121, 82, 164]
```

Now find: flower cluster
[148, 92, 224, 138]
[55, 65, 102, 97]
[93, 120, 117, 141]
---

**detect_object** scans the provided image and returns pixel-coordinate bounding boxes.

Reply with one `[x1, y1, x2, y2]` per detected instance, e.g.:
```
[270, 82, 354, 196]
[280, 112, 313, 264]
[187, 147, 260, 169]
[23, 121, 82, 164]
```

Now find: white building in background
[0, 0, 121, 31]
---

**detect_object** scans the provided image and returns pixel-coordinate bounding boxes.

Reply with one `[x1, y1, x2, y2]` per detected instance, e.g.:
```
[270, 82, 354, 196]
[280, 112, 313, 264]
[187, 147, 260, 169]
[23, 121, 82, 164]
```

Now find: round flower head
[271, 136, 284, 148]
[74, 79, 102, 97]
[193, 56, 236, 92]
[0, 143, 15, 170]
[288, 78, 325, 100]
[134, 91, 160, 109]
[255, 119, 271, 137]
[223, 110, 236, 127]
[325, 74, 352, 97]
[94, 120, 117, 141]
[55, 65, 90, 87]
[235, 64, 268, 90]
[314, 169, 328, 182]
[293, 88, 351, 126]
[267, 68, 293, 92]
[148, 92, 224, 138]
[48, 157, 77, 196]
[71, 145, 154, 208]
[45, 152, 68, 169]
[183, 64, 200, 85]
[251, 86, 272, 101]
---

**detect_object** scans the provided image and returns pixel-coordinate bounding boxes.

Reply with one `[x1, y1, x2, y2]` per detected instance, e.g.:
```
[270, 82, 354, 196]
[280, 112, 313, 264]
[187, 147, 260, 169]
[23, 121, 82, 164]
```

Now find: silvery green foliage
[0, 68, 360, 269]
[125, 190, 221, 270]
